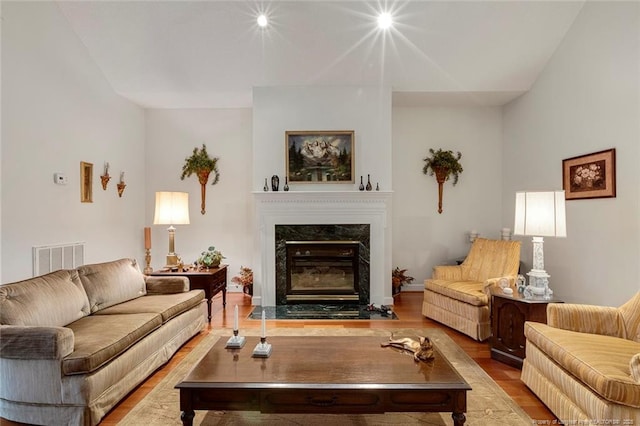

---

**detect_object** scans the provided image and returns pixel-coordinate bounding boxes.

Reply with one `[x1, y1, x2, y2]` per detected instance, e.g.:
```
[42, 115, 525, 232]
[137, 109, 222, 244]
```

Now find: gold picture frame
[562, 148, 616, 200]
[80, 161, 93, 203]
[286, 130, 354, 183]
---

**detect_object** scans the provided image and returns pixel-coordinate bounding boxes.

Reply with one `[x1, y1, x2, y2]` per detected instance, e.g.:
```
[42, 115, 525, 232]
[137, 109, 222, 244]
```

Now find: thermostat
[54, 173, 68, 185]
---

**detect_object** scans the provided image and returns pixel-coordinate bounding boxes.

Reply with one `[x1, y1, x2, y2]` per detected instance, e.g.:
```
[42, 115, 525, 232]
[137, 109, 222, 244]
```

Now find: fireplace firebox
[285, 241, 359, 303]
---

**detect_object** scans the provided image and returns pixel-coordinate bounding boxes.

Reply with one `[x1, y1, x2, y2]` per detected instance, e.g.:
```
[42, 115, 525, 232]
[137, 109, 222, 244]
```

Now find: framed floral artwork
[562, 148, 616, 200]
[285, 131, 354, 183]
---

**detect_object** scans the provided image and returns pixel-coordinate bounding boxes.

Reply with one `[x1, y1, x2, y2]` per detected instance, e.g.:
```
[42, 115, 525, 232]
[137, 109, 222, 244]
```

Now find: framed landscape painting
[286, 130, 354, 183]
[562, 148, 616, 200]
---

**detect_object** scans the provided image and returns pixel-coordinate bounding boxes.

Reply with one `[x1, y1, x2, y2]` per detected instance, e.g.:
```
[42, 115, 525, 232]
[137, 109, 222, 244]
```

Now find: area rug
[119, 328, 532, 425]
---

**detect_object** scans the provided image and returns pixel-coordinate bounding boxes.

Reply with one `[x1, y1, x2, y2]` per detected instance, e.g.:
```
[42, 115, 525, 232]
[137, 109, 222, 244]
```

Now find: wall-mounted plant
[180, 144, 220, 215]
[422, 148, 463, 214]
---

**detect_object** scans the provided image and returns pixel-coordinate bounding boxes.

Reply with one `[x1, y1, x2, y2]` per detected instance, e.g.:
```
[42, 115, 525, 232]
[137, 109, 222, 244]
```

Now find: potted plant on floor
[231, 266, 253, 296]
[392, 267, 414, 296]
[422, 148, 463, 214]
[181, 144, 220, 215]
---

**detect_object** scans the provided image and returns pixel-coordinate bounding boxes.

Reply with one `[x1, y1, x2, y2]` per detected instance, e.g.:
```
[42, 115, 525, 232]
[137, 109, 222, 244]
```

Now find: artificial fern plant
[422, 148, 463, 214]
[181, 144, 220, 214]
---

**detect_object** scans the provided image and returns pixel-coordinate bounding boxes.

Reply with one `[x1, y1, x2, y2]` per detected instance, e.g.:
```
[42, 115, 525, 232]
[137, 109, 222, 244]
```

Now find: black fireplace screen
[286, 241, 359, 302]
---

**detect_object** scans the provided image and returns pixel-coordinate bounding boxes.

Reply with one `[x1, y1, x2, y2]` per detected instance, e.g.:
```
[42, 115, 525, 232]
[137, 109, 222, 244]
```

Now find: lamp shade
[153, 192, 190, 225]
[514, 191, 566, 237]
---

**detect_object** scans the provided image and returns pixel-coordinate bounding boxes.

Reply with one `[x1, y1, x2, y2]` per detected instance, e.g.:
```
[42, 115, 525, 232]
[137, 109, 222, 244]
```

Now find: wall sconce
[117, 171, 126, 197]
[101, 162, 110, 190]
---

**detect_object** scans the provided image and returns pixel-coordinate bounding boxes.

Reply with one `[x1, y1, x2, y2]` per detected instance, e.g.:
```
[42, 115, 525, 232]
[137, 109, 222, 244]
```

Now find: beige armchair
[422, 238, 521, 341]
[522, 293, 640, 423]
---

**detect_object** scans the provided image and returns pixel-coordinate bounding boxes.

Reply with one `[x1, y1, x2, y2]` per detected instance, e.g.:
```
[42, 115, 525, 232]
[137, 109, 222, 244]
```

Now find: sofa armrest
[0, 325, 74, 359]
[432, 265, 463, 280]
[547, 303, 626, 337]
[144, 275, 190, 294]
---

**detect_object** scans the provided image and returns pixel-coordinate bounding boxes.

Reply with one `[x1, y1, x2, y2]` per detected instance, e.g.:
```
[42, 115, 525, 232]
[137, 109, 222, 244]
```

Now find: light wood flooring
[2, 291, 556, 425]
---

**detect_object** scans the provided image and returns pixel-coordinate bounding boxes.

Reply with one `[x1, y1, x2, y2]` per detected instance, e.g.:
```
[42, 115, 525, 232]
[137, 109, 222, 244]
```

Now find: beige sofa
[422, 238, 521, 341]
[0, 258, 206, 426]
[522, 293, 640, 424]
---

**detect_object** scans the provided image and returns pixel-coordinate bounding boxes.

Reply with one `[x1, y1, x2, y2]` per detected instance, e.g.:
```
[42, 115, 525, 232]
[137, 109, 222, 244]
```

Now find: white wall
[502, 1, 640, 306]
[252, 86, 392, 192]
[392, 106, 504, 286]
[145, 109, 253, 284]
[1, 2, 145, 283]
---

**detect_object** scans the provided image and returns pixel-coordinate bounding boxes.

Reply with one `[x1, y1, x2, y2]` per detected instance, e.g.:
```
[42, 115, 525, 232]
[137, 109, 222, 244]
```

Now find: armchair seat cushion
[425, 279, 488, 306]
[526, 322, 640, 408]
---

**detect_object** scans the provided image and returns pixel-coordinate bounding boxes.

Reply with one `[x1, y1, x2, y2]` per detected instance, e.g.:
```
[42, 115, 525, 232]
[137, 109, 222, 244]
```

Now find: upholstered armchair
[521, 292, 640, 423]
[422, 238, 521, 341]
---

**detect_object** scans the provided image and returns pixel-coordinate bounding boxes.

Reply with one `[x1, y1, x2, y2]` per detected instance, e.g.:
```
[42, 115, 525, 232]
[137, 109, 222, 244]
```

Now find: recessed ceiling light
[257, 14, 268, 28]
[377, 12, 393, 30]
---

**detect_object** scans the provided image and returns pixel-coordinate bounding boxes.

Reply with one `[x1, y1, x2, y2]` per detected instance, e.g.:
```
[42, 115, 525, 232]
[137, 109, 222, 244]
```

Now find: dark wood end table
[490, 289, 563, 368]
[150, 265, 228, 322]
[176, 336, 471, 425]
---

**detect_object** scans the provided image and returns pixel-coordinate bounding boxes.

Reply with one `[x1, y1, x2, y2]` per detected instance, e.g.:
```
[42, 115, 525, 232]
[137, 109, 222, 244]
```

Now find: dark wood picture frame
[562, 148, 616, 200]
[285, 130, 354, 184]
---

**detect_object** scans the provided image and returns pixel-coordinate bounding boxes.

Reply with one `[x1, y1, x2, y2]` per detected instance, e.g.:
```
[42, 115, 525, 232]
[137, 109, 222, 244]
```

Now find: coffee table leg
[181, 409, 195, 426]
[452, 411, 466, 426]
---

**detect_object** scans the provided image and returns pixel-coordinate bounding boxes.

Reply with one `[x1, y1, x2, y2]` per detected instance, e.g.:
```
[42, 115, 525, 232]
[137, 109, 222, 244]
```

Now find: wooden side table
[149, 265, 228, 322]
[489, 289, 562, 368]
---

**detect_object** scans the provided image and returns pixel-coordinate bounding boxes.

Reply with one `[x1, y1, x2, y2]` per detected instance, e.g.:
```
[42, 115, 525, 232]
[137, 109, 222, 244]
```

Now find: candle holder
[252, 337, 272, 358]
[225, 329, 246, 349]
[143, 248, 153, 275]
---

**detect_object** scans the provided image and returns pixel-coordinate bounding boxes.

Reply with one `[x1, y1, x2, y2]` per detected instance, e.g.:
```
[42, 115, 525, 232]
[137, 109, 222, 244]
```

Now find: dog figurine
[381, 333, 435, 362]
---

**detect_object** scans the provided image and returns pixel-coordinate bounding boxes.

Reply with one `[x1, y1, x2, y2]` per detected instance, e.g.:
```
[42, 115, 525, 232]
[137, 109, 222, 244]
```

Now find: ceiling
[56, 1, 585, 109]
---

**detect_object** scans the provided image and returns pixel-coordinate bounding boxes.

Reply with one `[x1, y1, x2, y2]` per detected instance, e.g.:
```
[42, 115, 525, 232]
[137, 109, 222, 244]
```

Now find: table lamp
[513, 191, 566, 299]
[153, 191, 190, 268]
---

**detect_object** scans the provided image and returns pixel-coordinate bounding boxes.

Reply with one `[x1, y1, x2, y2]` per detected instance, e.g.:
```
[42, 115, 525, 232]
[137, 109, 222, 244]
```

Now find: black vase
[284, 177, 289, 192]
[271, 175, 279, 191]
[359, 176, 365, 191]
[365, 174, 372, 191]
[263, 178, 268, 192]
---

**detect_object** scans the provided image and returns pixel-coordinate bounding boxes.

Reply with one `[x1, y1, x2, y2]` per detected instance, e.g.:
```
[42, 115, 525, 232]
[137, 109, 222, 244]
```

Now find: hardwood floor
[2, 291, 556, 425]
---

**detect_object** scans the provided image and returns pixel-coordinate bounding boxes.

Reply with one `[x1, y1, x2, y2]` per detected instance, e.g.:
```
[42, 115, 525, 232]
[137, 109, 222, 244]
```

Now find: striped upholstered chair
[422, 238, 521, 341]
[522, 293, 640, 424]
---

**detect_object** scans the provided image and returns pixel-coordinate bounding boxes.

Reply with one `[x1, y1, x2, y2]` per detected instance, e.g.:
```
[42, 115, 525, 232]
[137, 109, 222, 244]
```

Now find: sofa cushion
[63, 313, 161, 375]
[0, 269, 89, 327]
[425, 279, 488, 307]
[78, 258, 146, 313]
[94, 290, 205, 323]
[525, 322, 640, 407]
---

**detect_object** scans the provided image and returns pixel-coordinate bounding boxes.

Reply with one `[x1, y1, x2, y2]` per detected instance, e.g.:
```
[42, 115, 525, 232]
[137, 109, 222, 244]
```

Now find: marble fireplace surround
[252, 191, 393, 307]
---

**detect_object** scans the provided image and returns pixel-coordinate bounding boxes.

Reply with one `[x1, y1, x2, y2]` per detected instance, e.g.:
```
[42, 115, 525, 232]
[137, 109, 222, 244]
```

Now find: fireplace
[285, 241, 360, 303]
[253, 191, 392, 308]
[275, 224, 370, 307]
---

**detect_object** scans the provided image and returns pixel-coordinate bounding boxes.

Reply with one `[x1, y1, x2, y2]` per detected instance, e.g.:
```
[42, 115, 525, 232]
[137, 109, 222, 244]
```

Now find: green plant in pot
[392, 267, 415, 296]
[181, 144, 220, 215]
[422, 148, 463, 214]
[197, 246, 225, 269]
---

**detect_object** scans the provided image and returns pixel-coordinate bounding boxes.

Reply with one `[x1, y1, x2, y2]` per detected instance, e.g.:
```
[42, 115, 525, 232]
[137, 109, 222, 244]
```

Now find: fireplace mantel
[252, 191, 393, 307]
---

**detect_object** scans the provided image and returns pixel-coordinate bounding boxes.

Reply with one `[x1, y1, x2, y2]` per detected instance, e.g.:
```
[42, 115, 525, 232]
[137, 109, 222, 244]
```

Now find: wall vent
[32, 242, 85, 277]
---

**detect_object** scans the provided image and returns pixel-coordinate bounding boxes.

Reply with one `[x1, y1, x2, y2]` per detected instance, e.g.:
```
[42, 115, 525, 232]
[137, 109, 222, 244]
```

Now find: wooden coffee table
[176, 336, 471, 425]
